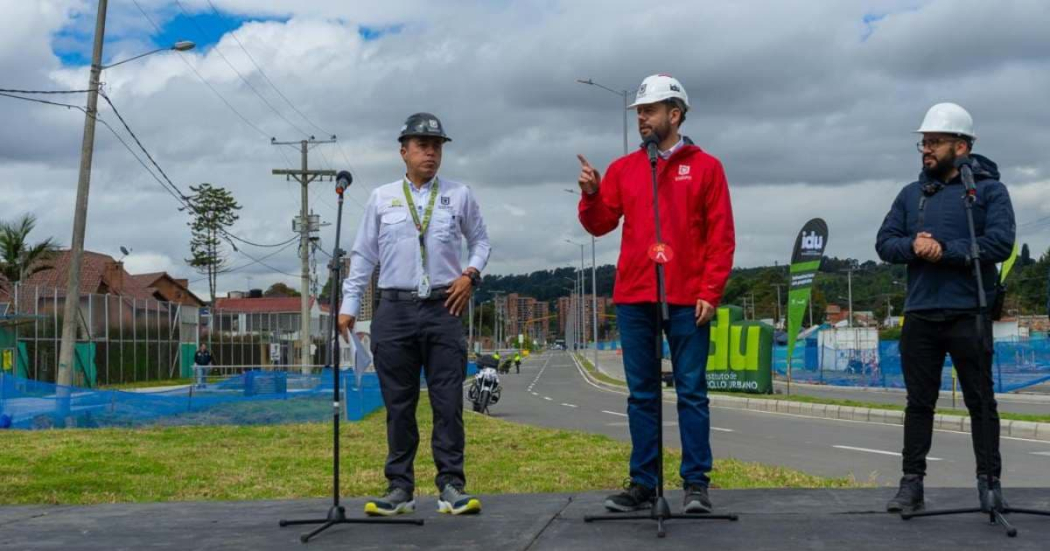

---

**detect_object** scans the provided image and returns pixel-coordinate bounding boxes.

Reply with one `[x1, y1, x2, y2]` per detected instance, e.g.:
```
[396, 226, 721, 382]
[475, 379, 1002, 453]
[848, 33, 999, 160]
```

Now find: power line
[203, 0, 331, 137]
[0, 88, 93, 94]
[173, 0, 311, 137]
[130, 0, 273, 139]
[0, 91, 85, 110]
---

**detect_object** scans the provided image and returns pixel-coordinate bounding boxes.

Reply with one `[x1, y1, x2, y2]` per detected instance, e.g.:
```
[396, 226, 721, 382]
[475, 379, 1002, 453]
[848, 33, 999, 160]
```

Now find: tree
[185, 183, 241, 305]
[0, 213, 59, 285]
[1020, 243, 1033, 267]
[264, 282, 300, 297]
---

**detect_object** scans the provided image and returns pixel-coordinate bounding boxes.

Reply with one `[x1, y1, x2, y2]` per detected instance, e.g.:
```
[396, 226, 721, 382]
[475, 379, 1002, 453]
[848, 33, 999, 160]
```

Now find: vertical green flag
[786, 219, 829, 390]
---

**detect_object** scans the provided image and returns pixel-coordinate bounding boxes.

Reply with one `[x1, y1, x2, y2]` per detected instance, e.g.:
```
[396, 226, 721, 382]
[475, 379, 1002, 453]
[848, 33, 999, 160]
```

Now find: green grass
[575, 353, 627, 388]
[732, 391, 1050, 423]
[0, 395, 863, 505]
[576, 354, 1050, 424]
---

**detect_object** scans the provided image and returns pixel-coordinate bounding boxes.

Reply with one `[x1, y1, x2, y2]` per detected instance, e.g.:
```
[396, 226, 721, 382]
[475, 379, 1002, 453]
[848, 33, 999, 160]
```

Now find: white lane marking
[1031, 451, 1050, 457]
[561, 403, 578, 408]
[602, 410, 628, 417]
[530, 392, 538, 396]
[834, 445, 942, 461]
[544, 396, 553, 401]
[711, 427, 735, 433]
[527, 355, 553, 390]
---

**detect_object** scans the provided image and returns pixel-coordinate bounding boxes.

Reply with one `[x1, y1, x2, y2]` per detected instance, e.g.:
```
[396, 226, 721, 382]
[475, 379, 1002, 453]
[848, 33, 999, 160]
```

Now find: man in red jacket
[576, 74, 735, 514]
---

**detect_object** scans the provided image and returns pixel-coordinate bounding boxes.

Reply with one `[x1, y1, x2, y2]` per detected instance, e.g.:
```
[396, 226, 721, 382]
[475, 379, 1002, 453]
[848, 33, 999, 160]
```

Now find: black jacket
[876, 154, 1015, 313]
[194, 350, 212, 366]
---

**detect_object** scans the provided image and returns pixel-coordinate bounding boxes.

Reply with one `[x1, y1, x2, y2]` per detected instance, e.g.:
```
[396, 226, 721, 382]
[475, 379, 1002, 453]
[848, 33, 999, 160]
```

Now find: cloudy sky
[3, 0, 1049, 299]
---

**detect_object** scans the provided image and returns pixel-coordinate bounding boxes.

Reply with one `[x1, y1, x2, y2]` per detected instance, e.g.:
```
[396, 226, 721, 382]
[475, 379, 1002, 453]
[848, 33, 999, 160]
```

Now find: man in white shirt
[339, 112, 491, 517]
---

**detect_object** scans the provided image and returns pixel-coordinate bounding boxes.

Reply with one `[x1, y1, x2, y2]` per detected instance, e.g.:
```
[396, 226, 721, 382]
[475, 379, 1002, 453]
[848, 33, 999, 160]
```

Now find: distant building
[502, 293, 551, 345]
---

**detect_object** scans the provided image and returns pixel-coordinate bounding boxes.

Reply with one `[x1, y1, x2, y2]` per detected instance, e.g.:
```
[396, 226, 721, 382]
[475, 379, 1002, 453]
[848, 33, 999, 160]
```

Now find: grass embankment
[0, 395, 861, 505]
[575, 354, 1050, 423]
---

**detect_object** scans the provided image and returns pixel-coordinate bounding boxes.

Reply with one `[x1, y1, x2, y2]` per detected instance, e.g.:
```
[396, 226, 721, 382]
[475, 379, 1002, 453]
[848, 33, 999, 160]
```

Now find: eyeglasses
[916, 138, 960, 152]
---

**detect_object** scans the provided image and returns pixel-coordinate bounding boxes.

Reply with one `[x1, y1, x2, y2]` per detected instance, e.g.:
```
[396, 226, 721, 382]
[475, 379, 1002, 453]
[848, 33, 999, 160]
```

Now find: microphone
[642, 133, 661, 166]
[336, 170, 353, 195]
[953, 156, 977, 196]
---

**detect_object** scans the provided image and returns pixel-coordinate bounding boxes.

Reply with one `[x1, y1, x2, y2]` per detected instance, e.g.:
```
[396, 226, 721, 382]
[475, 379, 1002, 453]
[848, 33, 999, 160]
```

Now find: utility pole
[58, 0, 108, 388]
[272, 137, 336, 373]
[847, 266, 854, 328]
[772, 284, 785, 329]
[591, 238, 598, 369]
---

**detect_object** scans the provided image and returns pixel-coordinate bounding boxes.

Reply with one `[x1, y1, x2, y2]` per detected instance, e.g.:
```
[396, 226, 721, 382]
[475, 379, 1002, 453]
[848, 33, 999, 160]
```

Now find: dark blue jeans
[617, 303, 712, 488]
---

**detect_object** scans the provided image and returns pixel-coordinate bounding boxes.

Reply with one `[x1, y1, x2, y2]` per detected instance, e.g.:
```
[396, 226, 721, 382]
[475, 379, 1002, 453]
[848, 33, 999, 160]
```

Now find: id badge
[417, 274, 431, 299]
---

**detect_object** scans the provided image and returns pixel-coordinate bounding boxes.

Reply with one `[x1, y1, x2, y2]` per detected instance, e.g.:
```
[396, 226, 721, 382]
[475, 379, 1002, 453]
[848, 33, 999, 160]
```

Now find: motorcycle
[469, 367, 501, 414]
[469, 354, 502, 414]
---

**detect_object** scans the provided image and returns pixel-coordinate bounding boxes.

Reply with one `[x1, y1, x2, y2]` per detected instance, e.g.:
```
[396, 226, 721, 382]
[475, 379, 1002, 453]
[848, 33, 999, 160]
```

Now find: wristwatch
[465, 270, 482, 287]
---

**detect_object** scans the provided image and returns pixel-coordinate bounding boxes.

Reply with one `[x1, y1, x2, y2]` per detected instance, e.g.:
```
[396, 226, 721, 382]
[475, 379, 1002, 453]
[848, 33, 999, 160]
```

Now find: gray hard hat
[398, 112, 451, 143]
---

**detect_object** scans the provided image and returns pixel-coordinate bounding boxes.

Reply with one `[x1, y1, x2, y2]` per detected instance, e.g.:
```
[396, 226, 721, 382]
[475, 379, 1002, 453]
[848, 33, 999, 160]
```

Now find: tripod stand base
[901, 507, 1016, 538]
[584, 497, 738, 538]
[279, 505, 424, 543]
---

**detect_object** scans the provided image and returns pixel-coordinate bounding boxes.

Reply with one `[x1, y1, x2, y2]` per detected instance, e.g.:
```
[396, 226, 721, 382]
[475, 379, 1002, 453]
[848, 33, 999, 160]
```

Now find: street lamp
[561, 277, 578, 349]
[57, 23, 197, 387]
[576, 78, 634, 156]
[564, 189, 601, 367]
[100, 40, 196, 70]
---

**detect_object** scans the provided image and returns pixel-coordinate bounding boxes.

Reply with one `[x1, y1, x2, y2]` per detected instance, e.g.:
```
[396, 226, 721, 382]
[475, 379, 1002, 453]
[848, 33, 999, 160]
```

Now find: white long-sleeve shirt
[340, 176, 491, 318]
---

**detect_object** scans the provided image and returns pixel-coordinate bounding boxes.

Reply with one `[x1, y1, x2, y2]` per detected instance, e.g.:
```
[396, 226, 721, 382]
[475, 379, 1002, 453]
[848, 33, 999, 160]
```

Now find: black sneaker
[886, 475, 924, 514]
[364, 487, 415, 516]
[683, 484, 713, 514]
[977, 476, 1008, 512]
[604, 480, 655, 512]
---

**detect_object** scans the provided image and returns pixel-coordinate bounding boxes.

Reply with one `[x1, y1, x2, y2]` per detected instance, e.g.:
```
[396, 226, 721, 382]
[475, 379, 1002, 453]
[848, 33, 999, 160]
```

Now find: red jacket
[579, 142, 735, 307]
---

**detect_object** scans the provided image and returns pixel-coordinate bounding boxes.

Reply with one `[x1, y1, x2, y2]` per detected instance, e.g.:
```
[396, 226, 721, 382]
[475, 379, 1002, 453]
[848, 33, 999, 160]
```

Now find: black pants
[900, 313, 1001, 478]
[370, 298, 467, 493]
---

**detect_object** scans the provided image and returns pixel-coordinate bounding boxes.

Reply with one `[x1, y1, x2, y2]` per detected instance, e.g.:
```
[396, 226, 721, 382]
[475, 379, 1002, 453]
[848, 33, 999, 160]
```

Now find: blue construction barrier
[774, 337, 1050, 393]
[0, 361, 478, 430]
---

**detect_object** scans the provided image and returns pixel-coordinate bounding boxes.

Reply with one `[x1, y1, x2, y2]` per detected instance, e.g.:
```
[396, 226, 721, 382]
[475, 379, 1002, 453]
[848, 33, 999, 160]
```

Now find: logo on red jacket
[675, 164, 692, 181]
[648, 243, 675, 264]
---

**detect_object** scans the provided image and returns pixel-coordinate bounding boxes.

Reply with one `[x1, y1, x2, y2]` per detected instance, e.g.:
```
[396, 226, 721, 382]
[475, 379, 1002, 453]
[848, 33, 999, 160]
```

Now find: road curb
[572, 354, 1050, 442]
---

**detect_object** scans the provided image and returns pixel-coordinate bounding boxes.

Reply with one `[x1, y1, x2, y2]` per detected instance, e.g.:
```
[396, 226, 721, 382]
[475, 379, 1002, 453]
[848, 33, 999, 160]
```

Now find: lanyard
[402, 177, 440, 294]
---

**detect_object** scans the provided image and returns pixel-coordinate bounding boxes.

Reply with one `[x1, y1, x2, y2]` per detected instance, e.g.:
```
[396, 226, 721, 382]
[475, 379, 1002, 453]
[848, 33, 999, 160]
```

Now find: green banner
[707, 305, 773, 394]
[785, 219, 828, 380]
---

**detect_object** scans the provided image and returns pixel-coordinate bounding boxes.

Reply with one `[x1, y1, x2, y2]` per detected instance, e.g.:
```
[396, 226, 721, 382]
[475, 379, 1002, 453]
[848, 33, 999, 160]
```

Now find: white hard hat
[915, 102, 975, 139]
[628, 74, 690, 110]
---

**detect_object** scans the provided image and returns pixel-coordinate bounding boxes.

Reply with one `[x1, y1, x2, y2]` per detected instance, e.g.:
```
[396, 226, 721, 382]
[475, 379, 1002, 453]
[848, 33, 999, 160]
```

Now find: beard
[640, 120, 673, 142]
[923, 151, 957, 181]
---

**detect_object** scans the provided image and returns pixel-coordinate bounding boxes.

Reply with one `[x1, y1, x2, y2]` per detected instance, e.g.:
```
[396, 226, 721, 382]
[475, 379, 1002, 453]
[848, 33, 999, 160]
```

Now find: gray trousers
[370, 297, 467, 492]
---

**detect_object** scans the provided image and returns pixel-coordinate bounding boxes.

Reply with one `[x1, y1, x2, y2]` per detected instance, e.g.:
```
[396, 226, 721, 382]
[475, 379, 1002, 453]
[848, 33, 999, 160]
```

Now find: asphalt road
[475, 351, 1050, 488]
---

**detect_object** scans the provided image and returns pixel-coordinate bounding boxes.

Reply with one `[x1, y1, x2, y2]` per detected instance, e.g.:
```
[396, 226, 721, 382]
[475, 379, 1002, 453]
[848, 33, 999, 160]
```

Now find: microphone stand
[584, 139, 738, 537]
[279, 172, 424, 543]
[901, 161, 1050, 536]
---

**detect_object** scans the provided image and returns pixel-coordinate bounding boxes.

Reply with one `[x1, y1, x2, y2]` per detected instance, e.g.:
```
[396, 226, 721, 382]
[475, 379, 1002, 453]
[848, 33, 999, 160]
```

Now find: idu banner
[707, 305, 774, 394]
[785, 218, 829, 380]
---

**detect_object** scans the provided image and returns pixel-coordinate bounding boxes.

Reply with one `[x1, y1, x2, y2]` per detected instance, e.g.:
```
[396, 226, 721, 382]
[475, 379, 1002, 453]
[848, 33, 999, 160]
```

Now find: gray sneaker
[683, 484, 713, 514]
[364, 487, 415, 517]
[438, 483, 481, 515]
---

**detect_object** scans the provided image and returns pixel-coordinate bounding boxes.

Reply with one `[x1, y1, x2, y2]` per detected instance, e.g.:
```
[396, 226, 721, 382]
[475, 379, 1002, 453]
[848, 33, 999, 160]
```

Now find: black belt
[379, 286, 450, 302]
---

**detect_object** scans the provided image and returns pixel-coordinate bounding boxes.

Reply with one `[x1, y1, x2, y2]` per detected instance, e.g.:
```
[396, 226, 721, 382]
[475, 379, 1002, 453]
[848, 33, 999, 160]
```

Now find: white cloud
[2, 0, 1048, 301]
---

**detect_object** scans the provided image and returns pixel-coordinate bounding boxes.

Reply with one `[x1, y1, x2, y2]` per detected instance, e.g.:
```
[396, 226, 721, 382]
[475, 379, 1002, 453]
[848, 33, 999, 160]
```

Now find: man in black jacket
[876, 103, 1015, 514]
[193, 344, 212, 387]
